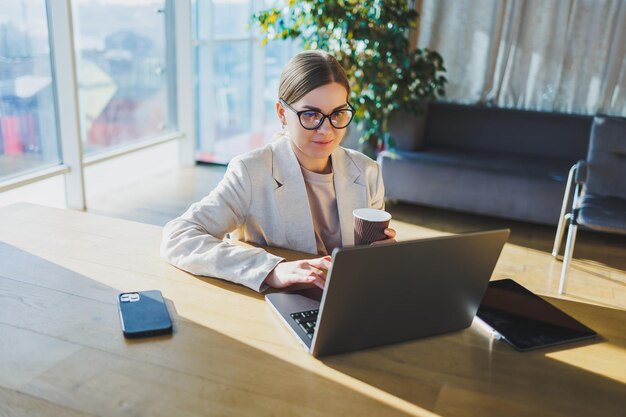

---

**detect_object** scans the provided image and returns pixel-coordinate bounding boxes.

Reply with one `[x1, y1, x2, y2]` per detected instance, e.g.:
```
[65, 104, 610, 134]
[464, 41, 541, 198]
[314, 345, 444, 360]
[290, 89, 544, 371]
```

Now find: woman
[161, 50, 396, 292]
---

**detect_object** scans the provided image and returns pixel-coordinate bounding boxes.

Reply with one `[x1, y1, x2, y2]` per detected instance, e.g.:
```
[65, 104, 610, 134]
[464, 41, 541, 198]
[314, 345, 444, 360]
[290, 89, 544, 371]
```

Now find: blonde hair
[278, 50, 350, 104]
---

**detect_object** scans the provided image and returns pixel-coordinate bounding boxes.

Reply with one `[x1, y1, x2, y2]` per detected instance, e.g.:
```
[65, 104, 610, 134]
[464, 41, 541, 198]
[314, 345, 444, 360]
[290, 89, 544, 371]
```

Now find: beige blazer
[161, 136, 385, 292]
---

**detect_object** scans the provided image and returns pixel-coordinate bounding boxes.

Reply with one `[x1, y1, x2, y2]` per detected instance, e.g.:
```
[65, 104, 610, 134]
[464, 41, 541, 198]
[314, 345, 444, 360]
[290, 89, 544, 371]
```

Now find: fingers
[301, 265, 327, 288]
[370, 228, 397, 245]
[287, 268, 325, 289]
[286, 257, 332, 289]
[267, 257, 334, 290]
[306, 256, 333, 271]
[310, 276, 325, 289]
[290, 260, 326, 289]
[370, 237, 397, 245]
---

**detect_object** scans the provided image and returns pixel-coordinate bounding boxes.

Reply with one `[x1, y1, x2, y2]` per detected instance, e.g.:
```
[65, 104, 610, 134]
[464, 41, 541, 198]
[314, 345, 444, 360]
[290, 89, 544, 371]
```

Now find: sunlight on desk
[546, 342, 626, 384]
[392, 217, 626, 310]
[1, 203, 625, 417]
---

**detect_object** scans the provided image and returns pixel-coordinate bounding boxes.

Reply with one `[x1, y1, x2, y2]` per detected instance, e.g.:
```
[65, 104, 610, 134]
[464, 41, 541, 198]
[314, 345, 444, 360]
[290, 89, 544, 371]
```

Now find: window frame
[0, 0, 193, 209]
[193, 0, 299, 163]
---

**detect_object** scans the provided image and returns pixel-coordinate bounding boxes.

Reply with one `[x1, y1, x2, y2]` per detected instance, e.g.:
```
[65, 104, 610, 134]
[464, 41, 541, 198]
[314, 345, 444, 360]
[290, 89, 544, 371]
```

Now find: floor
[88, 163, 228, 226]
[88, 164, 626, 311]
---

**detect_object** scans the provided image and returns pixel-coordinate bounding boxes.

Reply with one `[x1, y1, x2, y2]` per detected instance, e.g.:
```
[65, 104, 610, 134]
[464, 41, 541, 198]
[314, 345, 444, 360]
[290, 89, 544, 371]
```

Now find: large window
[72, 0, 176, 156]
[1, 0, 184, 210]
[0, 0, 61, 182]
[194, 0, 299, 164]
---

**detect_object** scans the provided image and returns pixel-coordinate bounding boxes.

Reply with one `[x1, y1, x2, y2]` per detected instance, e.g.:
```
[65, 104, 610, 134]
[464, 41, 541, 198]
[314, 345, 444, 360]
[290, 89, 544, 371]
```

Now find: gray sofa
[377, 102, 593, 225]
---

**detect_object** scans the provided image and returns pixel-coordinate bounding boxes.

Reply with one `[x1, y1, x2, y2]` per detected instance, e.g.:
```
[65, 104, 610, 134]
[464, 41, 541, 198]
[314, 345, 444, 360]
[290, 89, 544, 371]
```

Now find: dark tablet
[476, 279, 597, 351]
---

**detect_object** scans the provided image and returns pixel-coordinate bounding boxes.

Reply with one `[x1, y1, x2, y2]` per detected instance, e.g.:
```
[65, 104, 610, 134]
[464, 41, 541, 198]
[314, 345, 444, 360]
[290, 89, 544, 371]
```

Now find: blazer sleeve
[160, 158, 284, 292]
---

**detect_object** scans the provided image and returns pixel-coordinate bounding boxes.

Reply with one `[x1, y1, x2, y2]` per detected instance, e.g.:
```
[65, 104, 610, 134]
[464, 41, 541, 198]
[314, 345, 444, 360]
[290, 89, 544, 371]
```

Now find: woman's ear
[275, 101, 286, 125]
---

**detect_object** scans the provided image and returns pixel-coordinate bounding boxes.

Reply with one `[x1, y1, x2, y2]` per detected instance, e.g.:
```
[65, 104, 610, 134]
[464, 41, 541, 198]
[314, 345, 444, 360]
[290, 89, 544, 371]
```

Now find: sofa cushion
[378, 149, 570, 225]
[424, 102, 592, 160]
[388, 103, 429, 152]
[387, 146, 573, 181]
[578, 193, 626, 235]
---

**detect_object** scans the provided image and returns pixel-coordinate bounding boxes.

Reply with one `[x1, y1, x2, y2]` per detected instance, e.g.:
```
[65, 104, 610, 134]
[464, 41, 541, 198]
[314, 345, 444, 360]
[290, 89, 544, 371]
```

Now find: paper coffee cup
[353, 208, 392, 245]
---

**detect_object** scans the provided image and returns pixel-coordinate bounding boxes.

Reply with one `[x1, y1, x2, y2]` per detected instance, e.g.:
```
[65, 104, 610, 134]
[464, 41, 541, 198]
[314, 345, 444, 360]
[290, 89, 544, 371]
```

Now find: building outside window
[193, 0, 300, 164]
[72, 0, 176, 156]
[1, 0, 180, 209]
[1, 0, 296, 192]
[0, 0, 61, 182]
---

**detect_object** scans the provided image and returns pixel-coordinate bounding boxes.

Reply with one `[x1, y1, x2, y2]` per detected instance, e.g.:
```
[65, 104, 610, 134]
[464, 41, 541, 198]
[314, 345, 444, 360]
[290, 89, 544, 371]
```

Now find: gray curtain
[418, 0, 626, 117]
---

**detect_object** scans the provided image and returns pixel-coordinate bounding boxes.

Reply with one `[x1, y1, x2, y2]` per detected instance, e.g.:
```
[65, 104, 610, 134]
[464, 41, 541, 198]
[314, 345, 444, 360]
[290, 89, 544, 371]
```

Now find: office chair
[552, 116, 626, 294]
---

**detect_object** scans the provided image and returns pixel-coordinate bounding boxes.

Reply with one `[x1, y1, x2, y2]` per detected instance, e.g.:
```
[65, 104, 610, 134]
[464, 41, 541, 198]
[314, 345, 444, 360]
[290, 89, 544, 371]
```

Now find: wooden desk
[0, 203, 624, 417]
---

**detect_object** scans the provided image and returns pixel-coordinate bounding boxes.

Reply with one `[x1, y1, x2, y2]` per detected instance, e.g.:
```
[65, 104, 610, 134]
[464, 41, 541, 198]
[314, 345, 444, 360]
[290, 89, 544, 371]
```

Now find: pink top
[300, 166, 342, 256]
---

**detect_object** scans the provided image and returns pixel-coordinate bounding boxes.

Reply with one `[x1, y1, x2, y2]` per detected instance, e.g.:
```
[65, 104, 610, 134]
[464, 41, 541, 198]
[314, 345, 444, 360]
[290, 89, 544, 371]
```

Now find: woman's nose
[316, 117, 334, 133]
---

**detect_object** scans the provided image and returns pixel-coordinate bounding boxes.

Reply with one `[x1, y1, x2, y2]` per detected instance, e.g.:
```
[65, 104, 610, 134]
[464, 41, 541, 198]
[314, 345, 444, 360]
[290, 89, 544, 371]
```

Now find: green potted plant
[252, 0, 447, 157]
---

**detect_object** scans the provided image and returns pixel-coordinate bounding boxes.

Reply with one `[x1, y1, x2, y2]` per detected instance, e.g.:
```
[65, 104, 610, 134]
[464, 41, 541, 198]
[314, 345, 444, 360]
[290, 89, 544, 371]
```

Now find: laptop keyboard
[290, 309, 319, 339]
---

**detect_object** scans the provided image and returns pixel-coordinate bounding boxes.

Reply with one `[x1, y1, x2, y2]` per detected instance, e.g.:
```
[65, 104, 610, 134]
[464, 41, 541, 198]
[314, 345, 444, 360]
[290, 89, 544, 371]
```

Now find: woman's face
[277, 82, 349, 173]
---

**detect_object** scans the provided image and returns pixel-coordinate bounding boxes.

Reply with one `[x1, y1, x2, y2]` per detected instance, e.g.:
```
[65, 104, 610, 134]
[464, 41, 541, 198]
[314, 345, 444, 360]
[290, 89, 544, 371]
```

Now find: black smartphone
[117, 290, 173, 338]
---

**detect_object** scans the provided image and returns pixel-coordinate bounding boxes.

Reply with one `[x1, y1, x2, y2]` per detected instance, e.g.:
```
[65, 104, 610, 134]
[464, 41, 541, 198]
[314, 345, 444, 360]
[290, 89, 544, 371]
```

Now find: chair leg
[552, 213, 571, 257]
[553, 163, 579, 257]
[559, 222, 578, 294]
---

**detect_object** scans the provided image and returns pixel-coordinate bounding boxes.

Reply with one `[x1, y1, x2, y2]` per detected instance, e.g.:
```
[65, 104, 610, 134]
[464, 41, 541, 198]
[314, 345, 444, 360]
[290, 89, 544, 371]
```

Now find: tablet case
[477, 279, 597, 351]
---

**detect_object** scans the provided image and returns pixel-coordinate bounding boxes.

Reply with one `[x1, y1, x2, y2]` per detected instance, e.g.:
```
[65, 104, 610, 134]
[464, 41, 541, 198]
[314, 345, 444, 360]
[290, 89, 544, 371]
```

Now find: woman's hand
[264, 256, 332, 290]
[371, 228, 397, 245]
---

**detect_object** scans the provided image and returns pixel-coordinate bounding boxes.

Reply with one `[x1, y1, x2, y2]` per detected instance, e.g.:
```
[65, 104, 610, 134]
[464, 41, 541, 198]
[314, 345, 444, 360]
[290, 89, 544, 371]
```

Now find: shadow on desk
[2, 240, 625, 417]
[0, 241, 420, 417]
[321, 300, 626, 416]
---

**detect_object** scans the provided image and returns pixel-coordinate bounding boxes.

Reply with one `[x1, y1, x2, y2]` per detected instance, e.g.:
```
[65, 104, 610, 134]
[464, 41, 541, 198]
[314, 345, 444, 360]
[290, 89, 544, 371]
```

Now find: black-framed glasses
[280, 98, 356, 130]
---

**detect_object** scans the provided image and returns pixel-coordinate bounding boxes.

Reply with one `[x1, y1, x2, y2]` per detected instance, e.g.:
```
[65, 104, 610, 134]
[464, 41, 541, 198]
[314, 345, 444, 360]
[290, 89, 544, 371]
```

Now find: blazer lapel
[271, 137, 318, 254]
[332, 147, 366, 247]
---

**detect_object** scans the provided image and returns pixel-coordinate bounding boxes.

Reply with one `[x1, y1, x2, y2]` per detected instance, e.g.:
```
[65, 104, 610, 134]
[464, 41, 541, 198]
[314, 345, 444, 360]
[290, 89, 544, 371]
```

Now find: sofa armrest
[388, 104, 429, 152]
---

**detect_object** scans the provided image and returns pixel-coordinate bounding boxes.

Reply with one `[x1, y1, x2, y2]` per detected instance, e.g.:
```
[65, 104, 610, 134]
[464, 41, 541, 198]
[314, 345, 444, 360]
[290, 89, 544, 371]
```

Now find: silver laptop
[266, 229, 510, 357]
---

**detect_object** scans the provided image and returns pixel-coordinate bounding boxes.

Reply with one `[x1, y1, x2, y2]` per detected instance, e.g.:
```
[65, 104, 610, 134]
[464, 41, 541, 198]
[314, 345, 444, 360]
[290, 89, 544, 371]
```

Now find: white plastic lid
[352, 208, 392, 222]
